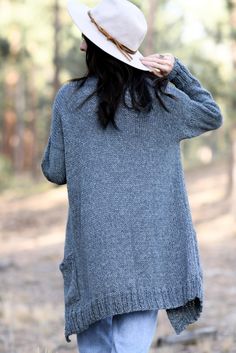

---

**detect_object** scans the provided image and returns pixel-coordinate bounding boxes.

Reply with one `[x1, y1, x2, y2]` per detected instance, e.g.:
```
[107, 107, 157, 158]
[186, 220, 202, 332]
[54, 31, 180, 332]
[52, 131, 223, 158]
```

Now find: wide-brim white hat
[67, 0, 153, 71]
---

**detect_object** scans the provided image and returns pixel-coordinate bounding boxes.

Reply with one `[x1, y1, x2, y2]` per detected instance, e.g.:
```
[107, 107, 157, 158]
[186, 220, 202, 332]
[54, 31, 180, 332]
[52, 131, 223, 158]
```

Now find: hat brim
[67, 0, 152, 72]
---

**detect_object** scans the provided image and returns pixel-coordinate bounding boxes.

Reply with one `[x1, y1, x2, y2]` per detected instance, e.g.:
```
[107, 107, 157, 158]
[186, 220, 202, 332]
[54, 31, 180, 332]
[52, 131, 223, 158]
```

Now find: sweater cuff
[167, 57, 195, 89]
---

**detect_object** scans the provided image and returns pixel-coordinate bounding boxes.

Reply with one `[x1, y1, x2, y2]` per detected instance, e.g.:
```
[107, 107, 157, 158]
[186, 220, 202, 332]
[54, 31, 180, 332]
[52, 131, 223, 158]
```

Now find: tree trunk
[226, 0, 236, 222]
[2, 76, 17, 166]
[26, 65, 38, 177]
[53, 0, 61, 95]
[14, 73, 25, 173]
[144, 0, 158, 55]
[230, 126, 236, 220]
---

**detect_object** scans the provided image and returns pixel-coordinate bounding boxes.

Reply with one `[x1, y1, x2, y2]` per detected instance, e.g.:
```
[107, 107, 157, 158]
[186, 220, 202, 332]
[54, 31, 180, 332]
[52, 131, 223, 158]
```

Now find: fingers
[151, 67, 161, 72]
[140, 59, 169, 71]
[160, 53, 173, 58]
[140, 53, 174, 78]
[140, 55, 173, 70]
[143, 64, 163, 77]
[141, 58, 167, 65]
[141, 53, 174, 63]
[140, 58, 169, 73]
[141, 61, 168, 71]
[152, 70, 163, 78]
[142, 56, 167, 64]
[144, 53, 171, 59]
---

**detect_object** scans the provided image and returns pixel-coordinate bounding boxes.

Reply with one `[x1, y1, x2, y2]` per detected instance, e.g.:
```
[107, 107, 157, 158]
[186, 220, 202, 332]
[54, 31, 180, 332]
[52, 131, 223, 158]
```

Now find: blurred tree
[53, 0, 61, 95]
[225, 0, 236, 219]
[0, 0, 230, 191]
[144, 0, 159, 55]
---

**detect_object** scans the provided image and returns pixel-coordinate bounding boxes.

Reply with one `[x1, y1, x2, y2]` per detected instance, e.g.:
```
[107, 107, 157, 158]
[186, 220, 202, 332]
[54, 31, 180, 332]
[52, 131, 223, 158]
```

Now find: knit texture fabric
[41, 57, 223, 343]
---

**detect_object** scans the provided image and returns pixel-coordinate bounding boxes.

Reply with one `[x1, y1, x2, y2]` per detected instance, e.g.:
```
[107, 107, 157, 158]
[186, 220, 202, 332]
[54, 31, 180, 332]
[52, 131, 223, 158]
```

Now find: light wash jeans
[76, 309, 159, 353]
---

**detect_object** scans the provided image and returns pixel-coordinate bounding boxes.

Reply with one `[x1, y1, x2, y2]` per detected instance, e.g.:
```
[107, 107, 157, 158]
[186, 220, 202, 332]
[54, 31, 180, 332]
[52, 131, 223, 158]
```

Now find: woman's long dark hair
[70, 34, 177, 130]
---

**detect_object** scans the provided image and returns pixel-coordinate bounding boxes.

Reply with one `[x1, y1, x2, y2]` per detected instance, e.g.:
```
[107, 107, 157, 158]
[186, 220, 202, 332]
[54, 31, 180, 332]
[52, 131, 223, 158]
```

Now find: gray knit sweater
[41, 57, 223, 343]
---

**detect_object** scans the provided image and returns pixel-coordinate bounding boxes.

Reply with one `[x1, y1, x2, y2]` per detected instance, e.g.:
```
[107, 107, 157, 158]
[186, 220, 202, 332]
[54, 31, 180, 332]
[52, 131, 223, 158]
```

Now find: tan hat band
[87, 10, 137, 61]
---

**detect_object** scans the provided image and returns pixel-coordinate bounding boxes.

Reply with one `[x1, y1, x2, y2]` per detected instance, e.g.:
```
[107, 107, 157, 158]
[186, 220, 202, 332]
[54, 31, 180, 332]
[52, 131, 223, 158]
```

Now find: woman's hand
[140, 53, 175, 78]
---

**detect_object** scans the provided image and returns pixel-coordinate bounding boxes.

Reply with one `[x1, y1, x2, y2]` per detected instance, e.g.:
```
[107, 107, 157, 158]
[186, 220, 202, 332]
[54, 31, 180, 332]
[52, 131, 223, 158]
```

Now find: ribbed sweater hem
[64, 275, 203, 342]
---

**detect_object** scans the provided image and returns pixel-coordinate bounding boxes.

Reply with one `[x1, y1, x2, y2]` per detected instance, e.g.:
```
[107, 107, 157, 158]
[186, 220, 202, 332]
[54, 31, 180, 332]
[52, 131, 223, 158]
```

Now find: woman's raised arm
[141, 54, 223, 141]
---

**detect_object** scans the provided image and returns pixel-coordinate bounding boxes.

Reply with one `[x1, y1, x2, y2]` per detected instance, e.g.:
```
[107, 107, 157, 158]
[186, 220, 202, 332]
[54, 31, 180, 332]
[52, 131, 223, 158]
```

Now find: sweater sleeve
[40, 89, 67, 185]
[166, 57, 224, 141]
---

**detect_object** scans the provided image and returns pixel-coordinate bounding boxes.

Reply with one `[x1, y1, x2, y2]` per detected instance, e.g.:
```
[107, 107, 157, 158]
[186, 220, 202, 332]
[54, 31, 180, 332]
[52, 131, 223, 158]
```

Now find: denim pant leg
[111, 309, 159, 353]
[76, 315, 113, 353]
[76, 309, 158, 353]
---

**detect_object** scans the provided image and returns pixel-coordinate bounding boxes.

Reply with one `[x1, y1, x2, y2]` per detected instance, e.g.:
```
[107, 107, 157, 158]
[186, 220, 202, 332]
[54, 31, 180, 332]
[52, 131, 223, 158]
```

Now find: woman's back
[41, 56, 223, 342]
[41, 0, 223, 345]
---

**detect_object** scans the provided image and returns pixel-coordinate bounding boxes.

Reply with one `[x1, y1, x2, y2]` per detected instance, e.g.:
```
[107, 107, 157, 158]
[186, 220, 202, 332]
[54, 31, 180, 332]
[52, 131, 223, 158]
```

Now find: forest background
[0, 1, 236, 353]
[0, 0, 236, 199]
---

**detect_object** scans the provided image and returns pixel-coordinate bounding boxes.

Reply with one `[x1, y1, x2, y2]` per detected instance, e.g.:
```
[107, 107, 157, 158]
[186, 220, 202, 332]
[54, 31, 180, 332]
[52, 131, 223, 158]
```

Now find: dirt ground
[0, 160, 236, 353]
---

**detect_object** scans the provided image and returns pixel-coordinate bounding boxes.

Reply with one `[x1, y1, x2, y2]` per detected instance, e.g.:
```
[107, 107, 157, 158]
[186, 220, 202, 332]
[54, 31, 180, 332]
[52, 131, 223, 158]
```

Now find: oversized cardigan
[41, 57, 223, 343]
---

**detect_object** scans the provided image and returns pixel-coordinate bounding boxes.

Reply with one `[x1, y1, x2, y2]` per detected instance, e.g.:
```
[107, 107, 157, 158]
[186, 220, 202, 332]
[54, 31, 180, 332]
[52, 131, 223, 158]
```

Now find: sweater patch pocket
[59, 252, 81, 305]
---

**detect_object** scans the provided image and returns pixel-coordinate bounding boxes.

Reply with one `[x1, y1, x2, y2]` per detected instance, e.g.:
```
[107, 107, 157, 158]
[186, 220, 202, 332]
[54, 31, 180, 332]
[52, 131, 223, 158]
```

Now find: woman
[41, 0, 223, 352]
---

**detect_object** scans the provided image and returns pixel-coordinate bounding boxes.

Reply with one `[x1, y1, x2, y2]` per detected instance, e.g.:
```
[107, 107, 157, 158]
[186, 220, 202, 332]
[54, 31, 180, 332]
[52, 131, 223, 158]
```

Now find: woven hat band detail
[87, 10, 137, 61]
